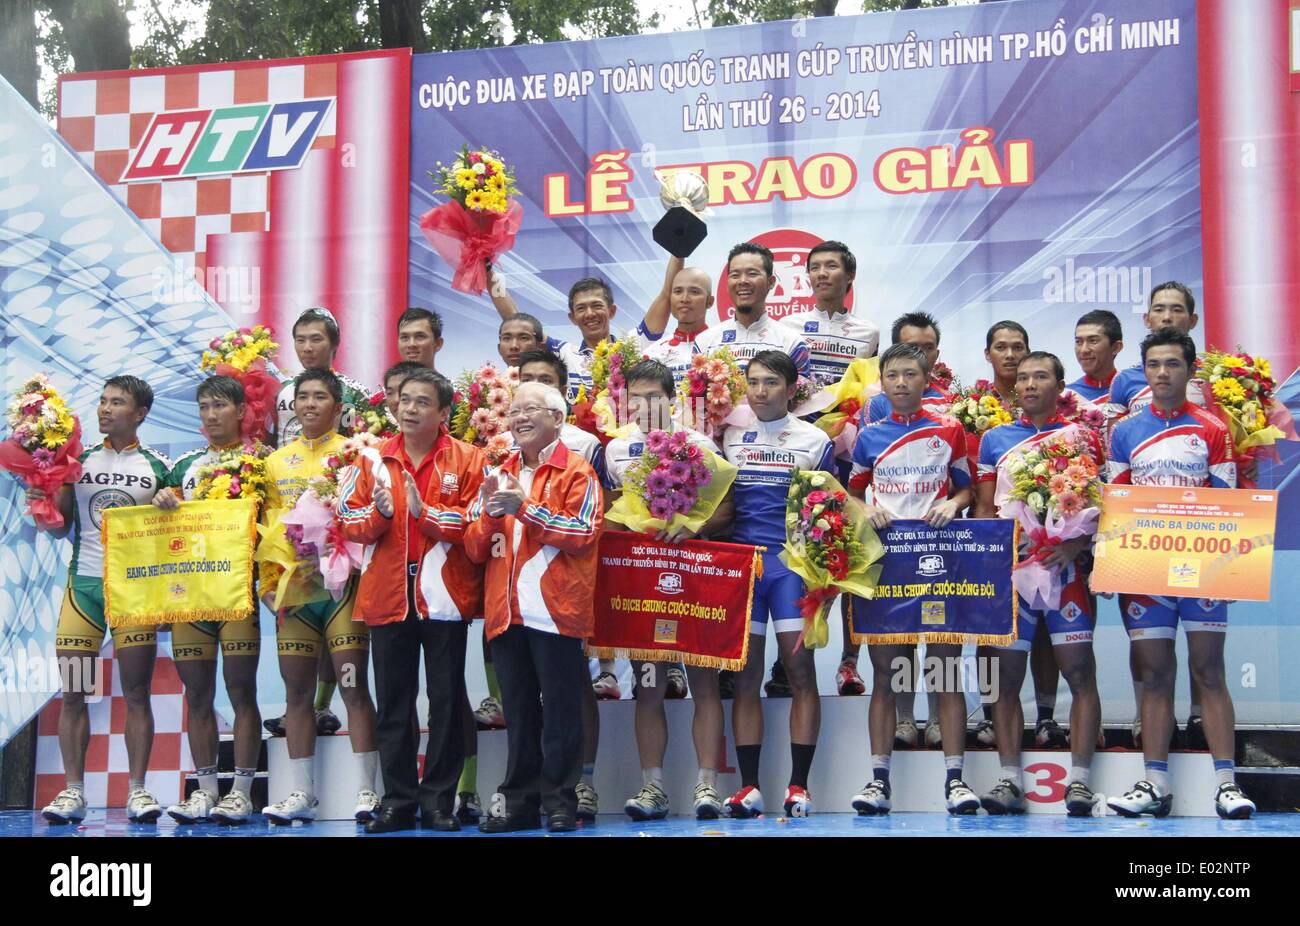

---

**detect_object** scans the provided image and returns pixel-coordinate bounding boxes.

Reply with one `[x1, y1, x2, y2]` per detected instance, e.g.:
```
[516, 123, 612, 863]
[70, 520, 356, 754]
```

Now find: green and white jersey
[275, 371, 374, 447]
[168, 446, 220, 500]
[71, 439, 171, 579]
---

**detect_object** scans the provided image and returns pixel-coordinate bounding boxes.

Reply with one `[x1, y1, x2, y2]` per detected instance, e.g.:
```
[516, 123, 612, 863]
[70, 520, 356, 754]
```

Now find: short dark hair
[807, 240, 857, 289]
[397, 307, 442, 339]
[891, 311, 941, 346]
[1149, 280, 1196, 315]
[747, 350, 798, 387]
[293, 307, 339, 348]
[986, 320, 1030, 350]
[567, 278, 614, 311]
[294, 368, 342, 404]
[1075, 309, 1123, 345]
[1018, 351, 1065, 383]
[623, 359, 675, 400]
[727, 241, 774, 277]
[383, 361, 425, 387]
[104, 375, 154, 412]
[517, 349, 568, 385]
[196, 375, 245, 406]
[398, 367, 454, 410]
[1140, 328, 1197, 367]
[879, 342, 932, 375]
[500, 312, 544, 340]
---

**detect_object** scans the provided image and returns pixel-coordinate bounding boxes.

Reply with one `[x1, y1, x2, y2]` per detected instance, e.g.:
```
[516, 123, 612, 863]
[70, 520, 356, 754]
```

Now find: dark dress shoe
[546, 811, 577, 832]
[420, 811, 461, 832]
[364, 808, 416, 834]
[478, 814, 541, 834]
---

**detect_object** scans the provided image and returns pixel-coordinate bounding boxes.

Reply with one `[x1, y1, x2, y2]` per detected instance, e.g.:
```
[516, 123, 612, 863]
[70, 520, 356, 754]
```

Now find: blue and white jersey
[864, 381, 955, 425]
[695, 313, 813, 380]
[547, 320, 663, 402]
[603, 425, 716, 490]
[778, 308, 879, 386]
[1069, 372, 1117, 405]
[722, 414, 834, 548]
[848, 410, 970, 519]
[1107, 403, 1235, 488]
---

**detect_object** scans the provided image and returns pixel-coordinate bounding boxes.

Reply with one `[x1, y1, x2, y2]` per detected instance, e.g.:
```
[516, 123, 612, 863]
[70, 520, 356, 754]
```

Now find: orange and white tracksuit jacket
[337, 431, 486, 626]
[464, 440, 603, 641]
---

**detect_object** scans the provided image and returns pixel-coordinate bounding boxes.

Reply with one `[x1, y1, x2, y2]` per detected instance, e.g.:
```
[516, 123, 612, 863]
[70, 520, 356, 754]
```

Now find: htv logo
[120, 98, 334, 182]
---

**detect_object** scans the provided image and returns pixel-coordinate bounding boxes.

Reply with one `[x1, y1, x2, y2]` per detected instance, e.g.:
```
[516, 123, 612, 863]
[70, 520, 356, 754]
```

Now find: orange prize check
[1090, 485, 1278, 601]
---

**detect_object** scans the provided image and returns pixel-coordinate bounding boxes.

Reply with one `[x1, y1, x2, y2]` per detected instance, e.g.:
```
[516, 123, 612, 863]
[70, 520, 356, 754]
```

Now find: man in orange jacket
[465, 382, 603, 833]
[338, 368, 487, 833]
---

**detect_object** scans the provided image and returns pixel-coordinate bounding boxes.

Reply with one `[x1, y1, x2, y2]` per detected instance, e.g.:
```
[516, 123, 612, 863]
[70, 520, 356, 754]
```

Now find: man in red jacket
[465, 382, 603, 833]
[338, 368, 486, 833]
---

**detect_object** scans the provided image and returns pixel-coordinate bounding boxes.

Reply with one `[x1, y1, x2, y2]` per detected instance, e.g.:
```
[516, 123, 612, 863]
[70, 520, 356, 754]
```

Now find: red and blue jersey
[848, 410, 970, 519]
[1107, 402, 1236, 488]
[1104, 363, 1150, 420]
[977, 416, 1102, 509]
[1069, 371, 1117, 405]
[862, 380, 954, 426]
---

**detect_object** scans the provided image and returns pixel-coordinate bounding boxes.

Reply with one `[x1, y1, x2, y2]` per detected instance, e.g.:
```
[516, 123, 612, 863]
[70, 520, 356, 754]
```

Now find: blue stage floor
[3, 809, 1295, 838]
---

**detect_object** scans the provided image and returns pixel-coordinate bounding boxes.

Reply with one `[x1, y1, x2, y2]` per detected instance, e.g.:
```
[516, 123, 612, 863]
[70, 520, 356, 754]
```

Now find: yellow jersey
[264, 431, 345, 518]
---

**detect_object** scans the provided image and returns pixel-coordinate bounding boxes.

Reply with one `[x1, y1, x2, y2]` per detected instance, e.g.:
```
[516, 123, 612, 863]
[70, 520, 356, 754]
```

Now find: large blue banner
[851, 519, 1019, 646]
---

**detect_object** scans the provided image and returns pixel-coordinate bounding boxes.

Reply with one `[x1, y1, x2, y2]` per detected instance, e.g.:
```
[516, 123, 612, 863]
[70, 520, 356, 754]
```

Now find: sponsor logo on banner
[167, 537, 185, 556]
[1168, 559, 1201, 588]
[120, 98, 335, 182]
[715, 228, 855, 321]
[169, 582, 186, 600]
[921, 600, 946, 625]
[918, 554, 946, 577]
[654, 620, 679, 643]
[655, 572, 684, 595]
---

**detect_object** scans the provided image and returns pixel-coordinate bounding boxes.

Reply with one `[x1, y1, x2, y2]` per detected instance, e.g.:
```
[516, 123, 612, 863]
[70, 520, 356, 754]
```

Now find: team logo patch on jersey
[441, 472, 459, 494]
[722, 330, 736, 343]
[285, 454, 303, 466]
[1197, 598, 1220, 612]
[926, 437, 944, 454]
[88, 488, 134, 528]
[629, 442, 644, 457]
[1126, 602, 1147, 620]
[655, 572, 684, 595]
[804, 321, 819, 333]
[1060, 601, 1083, 623]
[917, 554, 946, 577]
[742, 432, 758, 443]
[1186, 435, 1203, 450]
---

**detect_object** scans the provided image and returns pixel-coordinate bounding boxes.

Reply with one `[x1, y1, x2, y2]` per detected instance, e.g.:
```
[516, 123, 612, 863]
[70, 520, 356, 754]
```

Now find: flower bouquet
[419, 145, 523, 295]
[0, 374, 83, 528]
[781, 470, 885, 650]
[357, 391, 399, 440]
[1197, 347, 1298, 486]
[192, 442, 271, 501]
[1056, 389, 1106, 433]
[812, 357, 881, 458]
[677, 347, 746, 439]
[605, 429, 737, 535]
[449, 363, 517, 447]
[589, 333, 647, 441]
[1000, 432, 1103, 611]
[946, 379, 1015, 461]
[929, 361, 955, 393]
[201, 324, 280, 442]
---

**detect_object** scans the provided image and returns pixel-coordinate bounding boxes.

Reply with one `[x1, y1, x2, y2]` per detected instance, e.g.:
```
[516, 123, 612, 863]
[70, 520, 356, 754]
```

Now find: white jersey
[721, 414, 833, 548]
[547, 320, 662, 403]
[168, 446, 221, 500]
[71, 440, 171, 579]
[603, 425, 716, 490]
[779, 307, 879, 386]
[695, 313, 813, 380]
[275, 370, 374, 447]
[641, 330, 704, 384]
